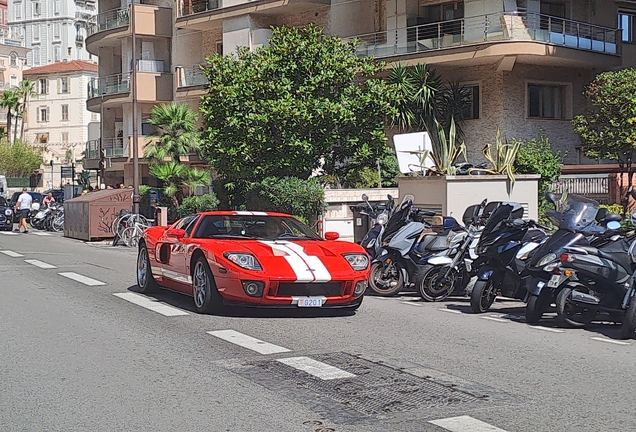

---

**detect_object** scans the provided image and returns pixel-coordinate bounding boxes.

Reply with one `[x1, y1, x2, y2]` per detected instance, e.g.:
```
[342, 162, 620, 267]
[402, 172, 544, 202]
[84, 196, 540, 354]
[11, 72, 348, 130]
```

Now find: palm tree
[0, 90, 20, 143]
[182, 167, 210, 197]
[15, 80, 37, 141]
[144, 102, 201, 164]
[149, 161, 188, 208]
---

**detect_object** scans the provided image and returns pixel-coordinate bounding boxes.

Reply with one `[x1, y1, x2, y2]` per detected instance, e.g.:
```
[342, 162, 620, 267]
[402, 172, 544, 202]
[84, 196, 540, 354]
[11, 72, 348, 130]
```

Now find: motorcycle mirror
[606, 220, 621, 230]
[362, 194, 369, 201]
[387, 194, 393, 201]
[545, 192, 558, 204]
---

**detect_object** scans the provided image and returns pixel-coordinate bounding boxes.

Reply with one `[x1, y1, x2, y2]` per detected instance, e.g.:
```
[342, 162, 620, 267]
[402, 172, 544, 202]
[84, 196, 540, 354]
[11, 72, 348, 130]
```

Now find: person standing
[14, 188, 32, 233]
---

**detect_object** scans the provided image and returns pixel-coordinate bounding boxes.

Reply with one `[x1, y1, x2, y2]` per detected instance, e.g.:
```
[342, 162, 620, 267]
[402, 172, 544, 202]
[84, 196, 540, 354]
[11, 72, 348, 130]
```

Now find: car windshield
[192, 214, 322, 240]
[545, 194, 602, 233]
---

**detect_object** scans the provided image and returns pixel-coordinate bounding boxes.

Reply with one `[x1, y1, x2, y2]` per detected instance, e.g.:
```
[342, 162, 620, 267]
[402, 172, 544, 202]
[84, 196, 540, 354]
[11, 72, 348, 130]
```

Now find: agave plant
[482, 129, 520, 184]
[428, 118, 466, 175]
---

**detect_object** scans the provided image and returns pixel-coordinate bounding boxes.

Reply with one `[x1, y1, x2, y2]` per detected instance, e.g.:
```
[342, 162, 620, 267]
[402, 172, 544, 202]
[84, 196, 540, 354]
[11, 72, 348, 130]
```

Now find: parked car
[136, 211, 370, 314]
[42, 189, 65, 203]
[0, 196, 14, 231]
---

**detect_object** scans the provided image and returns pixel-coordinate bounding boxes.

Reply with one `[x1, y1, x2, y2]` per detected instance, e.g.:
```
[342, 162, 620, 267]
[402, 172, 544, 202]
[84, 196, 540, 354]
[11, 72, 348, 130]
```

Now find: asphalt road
[1, 231, 635, 432]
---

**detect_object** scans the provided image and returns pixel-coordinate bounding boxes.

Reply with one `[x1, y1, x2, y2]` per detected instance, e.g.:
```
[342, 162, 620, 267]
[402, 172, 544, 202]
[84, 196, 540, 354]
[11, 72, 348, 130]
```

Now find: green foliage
[482, 129, 520, 184]
[428, 118, 466, 175]
[77, 171, 91, 189]
[244, 177, 326, 222]
[150, 161, 210, 208]
[320, 150, 400, 188]
[15, 80, 37, 141]
[179, 194, 220, 217]
[513, 133, 563, 216]
[0, 90, 19, 139]
[199, 24, 394, 182]
[144, 102, 201, 164]
[599, 203, 624, 216]
[573, 68, 636, 211]
[0, 139, 43, 177]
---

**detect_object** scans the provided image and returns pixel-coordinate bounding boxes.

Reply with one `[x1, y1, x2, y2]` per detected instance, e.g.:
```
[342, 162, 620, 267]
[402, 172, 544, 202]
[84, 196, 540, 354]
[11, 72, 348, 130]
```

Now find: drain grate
[246, 352, 487, 416]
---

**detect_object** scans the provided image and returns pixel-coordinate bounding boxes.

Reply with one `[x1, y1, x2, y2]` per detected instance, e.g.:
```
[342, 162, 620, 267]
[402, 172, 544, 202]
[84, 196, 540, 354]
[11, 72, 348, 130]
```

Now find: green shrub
[245, 177, 326, 223]
[179, 193, 220, 217]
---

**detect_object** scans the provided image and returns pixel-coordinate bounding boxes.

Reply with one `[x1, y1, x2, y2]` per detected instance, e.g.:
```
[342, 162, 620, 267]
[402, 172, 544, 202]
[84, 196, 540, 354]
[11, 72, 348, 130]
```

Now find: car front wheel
[192, 256, 223, 314]
[137, 243, 159, 293]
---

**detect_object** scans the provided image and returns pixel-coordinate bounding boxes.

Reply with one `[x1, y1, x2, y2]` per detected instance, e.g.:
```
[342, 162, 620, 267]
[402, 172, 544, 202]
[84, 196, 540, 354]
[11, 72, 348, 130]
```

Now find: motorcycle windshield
[382, 195, 413, 240]
[478, 202, 521, 247]
[545, 194, 602, 233]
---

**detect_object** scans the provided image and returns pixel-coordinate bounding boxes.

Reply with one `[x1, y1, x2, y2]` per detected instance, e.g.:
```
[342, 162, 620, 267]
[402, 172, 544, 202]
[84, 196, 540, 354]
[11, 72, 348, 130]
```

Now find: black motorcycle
[357, 194, 394, 261]
[469, 202, 548, 313]
[524, 193, 624, 323]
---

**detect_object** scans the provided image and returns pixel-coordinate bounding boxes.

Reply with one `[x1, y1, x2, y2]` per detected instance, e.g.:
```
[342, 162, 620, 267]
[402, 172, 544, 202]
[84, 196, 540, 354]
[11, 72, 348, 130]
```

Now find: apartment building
[86, 0, 636, 185]
[23, 59, 98, 189]
[8, 0, 97, 67]
[0, 28, 28, 136]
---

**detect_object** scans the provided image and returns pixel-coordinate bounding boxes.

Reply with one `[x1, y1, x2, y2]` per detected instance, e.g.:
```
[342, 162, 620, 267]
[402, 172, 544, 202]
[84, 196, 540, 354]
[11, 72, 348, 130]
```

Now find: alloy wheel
[193, 261, 207, 308]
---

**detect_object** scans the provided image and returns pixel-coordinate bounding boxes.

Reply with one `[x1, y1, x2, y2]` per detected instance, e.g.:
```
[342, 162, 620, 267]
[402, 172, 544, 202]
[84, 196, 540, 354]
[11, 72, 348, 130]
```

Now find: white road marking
[24, 259, 57, 269]
[0, 250, 24, 257]
[58, 272, 106, 286]
[439, 308, 462, 314]
[590, 337, 630, 346]
[429, 415, 508, 432]
[207, 330, 290, 355]
[481, 316, 507, 323]
[31, 232, 51, 236]
[0, 232, 18, 236]
[113, 292, 189, 317]
[402, 301, 422, 307]
[399, 296, 421, 301]
[277, 356, 355, 380]
[528, 326, 565, 333]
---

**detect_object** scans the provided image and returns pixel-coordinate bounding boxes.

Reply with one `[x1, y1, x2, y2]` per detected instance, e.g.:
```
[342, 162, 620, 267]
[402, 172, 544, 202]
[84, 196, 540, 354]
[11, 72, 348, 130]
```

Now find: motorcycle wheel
[525, 290, 551, 323]
[470, 279, 496, 313]
[418, 266, 457, 302]
[556, 288, 586, 328]
[368, 261, 404, 296]
[620, 292, 636, 339]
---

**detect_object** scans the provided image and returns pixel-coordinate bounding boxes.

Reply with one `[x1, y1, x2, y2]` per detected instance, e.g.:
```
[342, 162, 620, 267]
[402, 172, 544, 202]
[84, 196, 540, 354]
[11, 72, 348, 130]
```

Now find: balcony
[349, 12, 619, 63]
[137, 59, 166, 73]
[178, 0, 221, 17]
[87, 8, 129, 38]
[176, 65, 209, 88]
[88, 73, 131, 99]
[103, 137, 128, 158]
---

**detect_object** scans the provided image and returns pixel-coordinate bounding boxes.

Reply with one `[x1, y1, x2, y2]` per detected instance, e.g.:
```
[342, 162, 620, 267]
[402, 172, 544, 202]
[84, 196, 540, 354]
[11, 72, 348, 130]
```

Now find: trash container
[350, 203, 371, 244]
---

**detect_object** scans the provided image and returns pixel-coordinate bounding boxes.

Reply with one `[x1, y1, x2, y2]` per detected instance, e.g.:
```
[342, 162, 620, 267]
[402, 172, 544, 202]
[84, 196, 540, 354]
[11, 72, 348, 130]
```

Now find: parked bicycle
[111, 210, 152, 247]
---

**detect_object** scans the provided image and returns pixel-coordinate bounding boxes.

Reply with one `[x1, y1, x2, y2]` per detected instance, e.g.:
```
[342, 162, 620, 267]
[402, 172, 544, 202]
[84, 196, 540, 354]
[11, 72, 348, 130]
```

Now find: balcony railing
[349, 12, 619, 58]
[178, 0, 221, 18]
[136, 59, 166, 73]
[85, 140, 100, 160]
[103, 137, 128, 158]
[88, 73, 131, 99]
[176, 65, 209, 88]
[87, 8, 129, 37]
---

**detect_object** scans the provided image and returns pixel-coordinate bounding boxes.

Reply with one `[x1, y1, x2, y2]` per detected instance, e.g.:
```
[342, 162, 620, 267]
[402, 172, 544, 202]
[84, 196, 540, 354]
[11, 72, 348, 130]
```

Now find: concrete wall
[135, 6, 173, 37]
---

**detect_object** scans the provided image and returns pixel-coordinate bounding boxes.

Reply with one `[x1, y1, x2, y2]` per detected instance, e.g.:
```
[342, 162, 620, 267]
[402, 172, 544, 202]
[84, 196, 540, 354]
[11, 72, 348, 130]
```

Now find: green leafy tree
[144, 102, 201, 164]
[0, 139, 43, 177]
[150, 162, 210, 209]
[179, 194, 220, 217]
[15, 80, 37, 142]
[573, 68, 636, 212]
[199, 24, 395, 183]
[0, 90, 19, 141]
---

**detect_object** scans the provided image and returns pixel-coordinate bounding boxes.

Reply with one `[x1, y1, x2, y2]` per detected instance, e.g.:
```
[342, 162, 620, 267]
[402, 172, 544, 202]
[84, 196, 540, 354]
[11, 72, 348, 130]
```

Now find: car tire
[192, 256, 223, 314]
[470, 279, 496, 313]
[137, 243, 159, 293]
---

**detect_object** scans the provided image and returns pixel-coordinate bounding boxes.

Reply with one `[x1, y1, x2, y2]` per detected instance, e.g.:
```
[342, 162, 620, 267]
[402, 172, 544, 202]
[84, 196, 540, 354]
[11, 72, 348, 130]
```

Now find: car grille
[276, 282, 343, 297]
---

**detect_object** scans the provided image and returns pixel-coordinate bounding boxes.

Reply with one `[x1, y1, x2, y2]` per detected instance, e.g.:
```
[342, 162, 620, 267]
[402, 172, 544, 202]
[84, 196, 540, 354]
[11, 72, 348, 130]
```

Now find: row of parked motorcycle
[29, 203, 65, 232]
[358, 190, 636, 339]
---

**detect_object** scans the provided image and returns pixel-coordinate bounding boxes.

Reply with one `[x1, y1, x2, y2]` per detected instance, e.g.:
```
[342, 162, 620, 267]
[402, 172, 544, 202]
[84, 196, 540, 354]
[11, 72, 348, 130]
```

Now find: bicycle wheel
[121, 226, 141, 247]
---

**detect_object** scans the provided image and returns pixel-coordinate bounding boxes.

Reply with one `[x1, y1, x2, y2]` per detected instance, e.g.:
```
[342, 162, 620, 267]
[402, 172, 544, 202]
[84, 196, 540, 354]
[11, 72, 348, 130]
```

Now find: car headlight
[223, 252, 262, 271]
[4, 209, 12, 216]
[537, 253, 557, 267]
[376, 213, 389, 225]
[343, 253, 369, 271]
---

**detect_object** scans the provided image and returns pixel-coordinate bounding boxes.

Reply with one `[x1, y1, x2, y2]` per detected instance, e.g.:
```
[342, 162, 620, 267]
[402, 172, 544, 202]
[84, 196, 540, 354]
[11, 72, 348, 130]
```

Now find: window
[38, 106, 48, 122]
[54, 0, 60, 14]
[61, 104, 69, 121]
[91, 112, 98, 121]
[462, 84, 480, 120]
[9, 52, 17, 67]
[33, 47, 40, 65]
[10, 74, 17, 87]
[32, 2, 40, 17]
[53, 23, 61, 39]
[528, 84, 567, 119]
[619, 11, 636, 43]
[216, 41, 223, 55]
[54, 46, 61, 62]
[61, 132, 68, 143]
[14, 2, 21, 20]
[32, 24, 39, 41]
[38, 78, 47, 94]
[59, 77, 69, 93]
[37, 133, 48, 143]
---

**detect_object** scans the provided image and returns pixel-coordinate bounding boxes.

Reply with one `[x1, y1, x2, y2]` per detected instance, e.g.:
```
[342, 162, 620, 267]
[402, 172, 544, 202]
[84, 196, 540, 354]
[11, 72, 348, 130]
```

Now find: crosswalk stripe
[207, 330, 290, 355]
[481, 316, 507, 323]
[113, 292, 189, 316]
[1, 250, 24, 257]
[31, 232, 51, 236]
[528, 326, 565, 333]
[0, 232, 18, 236]
[277, 356, 355, 380]
[24, 259, 57, 269]
[58, 272, 106, 286]
[590, 337, 630, 346]
[429, 415, 508, 431]
[439, 308, 462, 314]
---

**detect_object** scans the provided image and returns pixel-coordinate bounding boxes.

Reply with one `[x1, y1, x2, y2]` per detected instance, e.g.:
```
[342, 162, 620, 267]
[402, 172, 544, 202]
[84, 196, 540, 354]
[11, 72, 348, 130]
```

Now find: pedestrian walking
[14, 188, 32, 233]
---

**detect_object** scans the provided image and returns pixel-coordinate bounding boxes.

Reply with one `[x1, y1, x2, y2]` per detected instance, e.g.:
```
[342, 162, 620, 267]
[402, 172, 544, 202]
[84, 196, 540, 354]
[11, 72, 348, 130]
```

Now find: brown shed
[64, 189, 132, 241]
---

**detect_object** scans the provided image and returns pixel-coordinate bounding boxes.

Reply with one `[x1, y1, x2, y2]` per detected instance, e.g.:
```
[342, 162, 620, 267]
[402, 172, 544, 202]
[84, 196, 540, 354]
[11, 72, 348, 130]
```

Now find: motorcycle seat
[418, 234, 449, 252]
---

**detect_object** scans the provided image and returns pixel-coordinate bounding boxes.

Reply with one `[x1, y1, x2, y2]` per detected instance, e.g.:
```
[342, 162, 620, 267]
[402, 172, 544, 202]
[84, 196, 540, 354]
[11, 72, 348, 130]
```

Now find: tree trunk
[13, 110, 19, 143]
[626, 153, 634, 214]
[6, 111, 12, 144]
[20, 101, 27, 140]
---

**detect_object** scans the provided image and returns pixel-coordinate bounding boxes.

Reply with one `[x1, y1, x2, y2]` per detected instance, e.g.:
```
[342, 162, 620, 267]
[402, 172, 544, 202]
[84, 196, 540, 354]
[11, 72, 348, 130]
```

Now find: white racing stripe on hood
[260, 241, 332, 283]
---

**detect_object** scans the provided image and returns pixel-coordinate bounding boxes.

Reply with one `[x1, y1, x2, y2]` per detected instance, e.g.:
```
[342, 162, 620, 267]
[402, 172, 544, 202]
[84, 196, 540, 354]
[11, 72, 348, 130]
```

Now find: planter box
[398, 174, 540, 221]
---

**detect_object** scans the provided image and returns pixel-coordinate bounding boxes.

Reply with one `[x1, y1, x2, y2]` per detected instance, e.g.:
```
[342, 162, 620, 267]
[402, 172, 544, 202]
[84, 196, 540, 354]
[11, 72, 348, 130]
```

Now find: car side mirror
[324, 231, 340, 240]
[166, 228, 186, 238]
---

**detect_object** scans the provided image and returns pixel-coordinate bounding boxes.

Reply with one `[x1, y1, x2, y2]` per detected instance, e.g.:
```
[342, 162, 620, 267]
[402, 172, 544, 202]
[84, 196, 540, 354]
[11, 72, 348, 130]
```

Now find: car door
[160, 215, 200, 292]
[155, 216, 195, 290]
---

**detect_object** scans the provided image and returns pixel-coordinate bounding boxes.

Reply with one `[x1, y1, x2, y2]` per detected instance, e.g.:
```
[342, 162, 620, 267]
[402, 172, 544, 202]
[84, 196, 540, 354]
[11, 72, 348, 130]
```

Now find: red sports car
[136, 211, 369, 313]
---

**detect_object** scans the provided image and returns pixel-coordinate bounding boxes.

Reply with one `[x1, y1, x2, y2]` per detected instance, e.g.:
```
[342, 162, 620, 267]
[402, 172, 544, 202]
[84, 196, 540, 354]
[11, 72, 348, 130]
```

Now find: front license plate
[547, 274, 565, 288]
[298, 297, 324, 307]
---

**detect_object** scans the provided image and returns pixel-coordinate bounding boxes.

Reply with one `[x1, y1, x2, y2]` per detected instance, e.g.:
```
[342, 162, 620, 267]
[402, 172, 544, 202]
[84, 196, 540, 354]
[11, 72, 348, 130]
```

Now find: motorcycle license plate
[297, 297, 324, 307]
[547, 274, 565, 288]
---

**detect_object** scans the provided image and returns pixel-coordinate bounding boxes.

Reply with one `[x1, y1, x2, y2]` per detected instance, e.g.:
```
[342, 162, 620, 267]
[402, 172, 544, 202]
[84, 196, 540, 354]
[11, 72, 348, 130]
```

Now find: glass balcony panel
[88, 73, 131, 99]
[178, 0, 222, 18]
[87, 8, 130, 37]
[176, 65, 209, 88]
